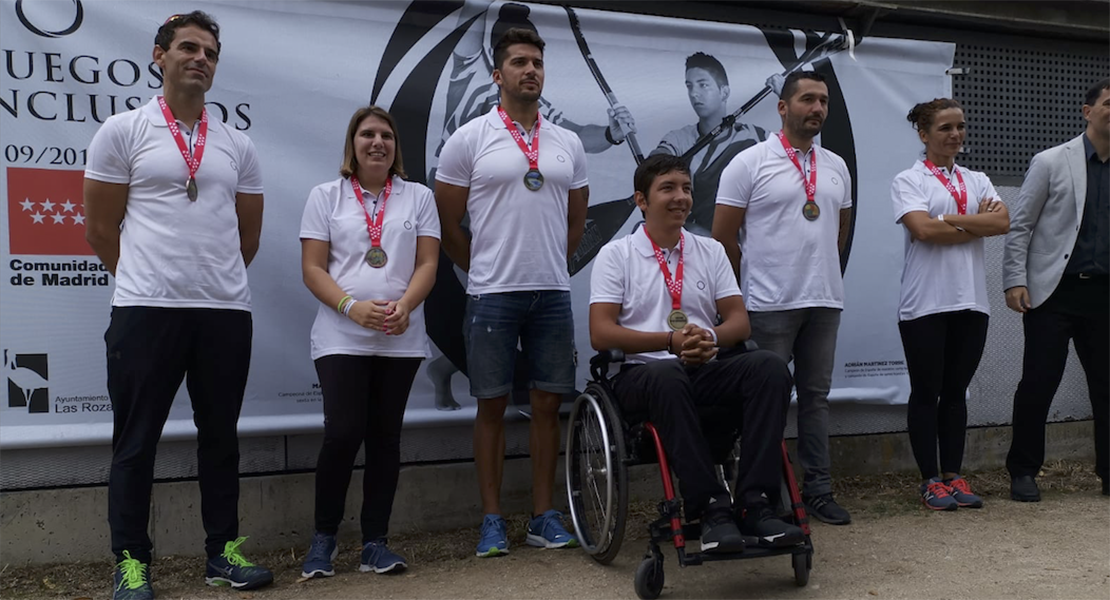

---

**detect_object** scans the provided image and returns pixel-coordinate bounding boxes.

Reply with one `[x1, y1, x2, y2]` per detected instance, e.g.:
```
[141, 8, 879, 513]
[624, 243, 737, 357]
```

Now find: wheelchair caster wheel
[634, 556, 665, 599]
[792, 551, 811, 587]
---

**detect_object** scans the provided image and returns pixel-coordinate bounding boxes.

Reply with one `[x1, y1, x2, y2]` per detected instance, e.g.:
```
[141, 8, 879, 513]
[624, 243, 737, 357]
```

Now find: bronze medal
[186, 177, 198, 202]
[365, 247, 388, 268]
[803, 201, 820, 221]
[523, 168, 545, 191]
[667, 309, 688, 331]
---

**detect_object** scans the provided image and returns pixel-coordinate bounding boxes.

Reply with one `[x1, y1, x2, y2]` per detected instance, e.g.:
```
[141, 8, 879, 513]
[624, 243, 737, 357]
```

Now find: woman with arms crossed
[891, 98, 1009, 511]
[299, 106, 440, 575]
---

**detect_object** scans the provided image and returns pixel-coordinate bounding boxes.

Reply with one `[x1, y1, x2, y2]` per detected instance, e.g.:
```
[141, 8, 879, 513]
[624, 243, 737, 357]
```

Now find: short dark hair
[907, 98, 962, 132]
[781, 71, 826, 101]
[493, 27, 544, 71]
[685, 52, 728, 87]
[634, 154, 691, 198]
[1085, 78, 1110, 106]
[156, 11, 221, 55]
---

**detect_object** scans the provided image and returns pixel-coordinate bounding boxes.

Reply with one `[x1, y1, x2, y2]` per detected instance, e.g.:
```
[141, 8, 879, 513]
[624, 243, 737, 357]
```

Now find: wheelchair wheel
[634, 555, 665, 600]
[566, 385, 628, 564]
[792, 550, 811, 587]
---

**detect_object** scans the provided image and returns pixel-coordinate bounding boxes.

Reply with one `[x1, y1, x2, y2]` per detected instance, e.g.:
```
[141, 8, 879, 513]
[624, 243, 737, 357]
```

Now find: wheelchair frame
[565, 349, 814, 600]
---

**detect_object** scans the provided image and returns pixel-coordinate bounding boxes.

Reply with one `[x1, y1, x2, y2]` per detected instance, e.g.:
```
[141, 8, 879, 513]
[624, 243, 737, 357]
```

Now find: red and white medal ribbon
[644, 229, 684, 311]
[351, 176, 392, 249]
[497, 106, 540, 173]
[777, 131, 817, 205]
[922, 159, 967, 215]
[157, 95, 207, 198]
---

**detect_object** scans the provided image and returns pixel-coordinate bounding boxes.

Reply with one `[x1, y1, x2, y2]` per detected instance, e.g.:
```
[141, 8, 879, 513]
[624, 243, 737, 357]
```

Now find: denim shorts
[463, 290, 576, 399]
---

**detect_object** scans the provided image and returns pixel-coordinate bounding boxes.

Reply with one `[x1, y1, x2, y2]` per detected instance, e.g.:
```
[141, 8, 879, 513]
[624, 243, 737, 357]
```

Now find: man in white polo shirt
[712, 71, 853, 526]
[84, 11, 271, 600]
[435, 27, 587, 557]
[590, 154, 800, 552]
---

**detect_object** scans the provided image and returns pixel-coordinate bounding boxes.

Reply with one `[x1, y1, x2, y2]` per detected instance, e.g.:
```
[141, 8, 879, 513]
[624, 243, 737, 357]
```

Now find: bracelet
[336, 295, 352, 314]
[605, 125, 624, 146]
[666, 331, 675, 354]
[342, 298, 357, 316]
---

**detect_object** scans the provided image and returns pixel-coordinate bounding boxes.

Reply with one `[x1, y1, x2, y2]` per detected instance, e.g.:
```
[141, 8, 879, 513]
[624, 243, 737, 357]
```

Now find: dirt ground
[3, 460, 1108, 600]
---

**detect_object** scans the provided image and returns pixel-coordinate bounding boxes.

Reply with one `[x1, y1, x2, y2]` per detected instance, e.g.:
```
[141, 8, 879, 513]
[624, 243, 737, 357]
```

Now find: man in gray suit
[1003, 78, 1109, 502]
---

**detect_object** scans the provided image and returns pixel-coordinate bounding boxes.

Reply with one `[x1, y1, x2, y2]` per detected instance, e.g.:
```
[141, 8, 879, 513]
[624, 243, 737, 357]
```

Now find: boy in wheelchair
[588, 154, 803, 553]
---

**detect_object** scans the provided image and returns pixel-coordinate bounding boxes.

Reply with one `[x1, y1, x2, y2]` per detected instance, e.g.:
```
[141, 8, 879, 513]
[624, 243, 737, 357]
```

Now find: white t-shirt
[299, 175, 441, 359]
[891, 160, 999, 321]
[85, 97, 263, 310]
[590, 228, 741, 363]
[435, 107, 588, 294]
[716, 137, 852, 311]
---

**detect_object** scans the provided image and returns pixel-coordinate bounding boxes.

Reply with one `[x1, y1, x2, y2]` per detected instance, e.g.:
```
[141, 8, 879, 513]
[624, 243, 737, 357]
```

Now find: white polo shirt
[590, 228, 740, 363]
[891, 160, 999, 322]
[85, 97, 263, 311]
[435, 106, 588, 295]
[300, 175, 441, 359]
[716, 137, 852, 311]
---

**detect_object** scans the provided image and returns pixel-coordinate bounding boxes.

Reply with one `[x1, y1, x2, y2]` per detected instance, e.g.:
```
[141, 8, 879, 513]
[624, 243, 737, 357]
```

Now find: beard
[786, 111, 824, 139]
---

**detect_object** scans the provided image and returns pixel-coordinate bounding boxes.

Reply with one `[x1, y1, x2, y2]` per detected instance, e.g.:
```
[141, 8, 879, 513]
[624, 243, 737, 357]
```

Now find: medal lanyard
[351, 176, 392, 250]
[922, 160, 967, 215]
[777, 131, 816, 205]
[644, 229, 684, 310]
[497, 106, 540, 173]
[157, 96, 207, 196]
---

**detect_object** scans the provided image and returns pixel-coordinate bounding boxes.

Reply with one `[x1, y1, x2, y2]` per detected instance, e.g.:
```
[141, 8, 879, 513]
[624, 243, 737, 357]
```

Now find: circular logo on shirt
[697, 280, 706, 291]
[229, 160, 238, 172]
[556, 155, 566, 163]
[831, 176, 840, 185]
[404, 220, 413, 230]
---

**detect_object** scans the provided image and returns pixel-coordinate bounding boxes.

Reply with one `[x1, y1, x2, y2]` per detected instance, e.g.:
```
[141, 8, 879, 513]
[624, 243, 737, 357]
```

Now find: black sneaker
[204, 537, 274, 590]
[1010, 475, 1040, 502]
[699, 508, 745, 554]
[112, 551, 153, 600]
[803, 493, 851, 525]
[1101, 478, 1108, 496]
[741, 504, 804, 547]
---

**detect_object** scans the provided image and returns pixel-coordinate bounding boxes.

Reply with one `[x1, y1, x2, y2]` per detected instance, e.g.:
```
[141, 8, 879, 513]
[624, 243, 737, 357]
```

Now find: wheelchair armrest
[589, 349, 626, 369]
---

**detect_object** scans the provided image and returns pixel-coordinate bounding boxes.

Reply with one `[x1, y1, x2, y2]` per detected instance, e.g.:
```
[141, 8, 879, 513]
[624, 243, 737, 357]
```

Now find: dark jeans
[106, 307, 252, 563]
[610, 351, 792, 518]
[313, 354, 422, 543]
[898, 310, 989, 480]
[1007, 276, 1109, 482]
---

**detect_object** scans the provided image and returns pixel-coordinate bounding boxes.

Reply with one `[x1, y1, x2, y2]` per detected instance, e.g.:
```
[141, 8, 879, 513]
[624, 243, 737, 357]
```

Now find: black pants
[898, 310, 989, 480]
[313, 354, 422, 543]
[611, 351, 792, 518]
[106, 307, 252, 563]
[1007, 276, 1109, 482]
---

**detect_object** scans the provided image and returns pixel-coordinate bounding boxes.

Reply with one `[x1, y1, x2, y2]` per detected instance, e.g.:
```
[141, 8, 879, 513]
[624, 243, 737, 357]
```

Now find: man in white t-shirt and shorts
[84, 11, 271, 600]
[712, 71, 854, 526]
[435, 27, 588, 557]
[590, 154, 801, 552]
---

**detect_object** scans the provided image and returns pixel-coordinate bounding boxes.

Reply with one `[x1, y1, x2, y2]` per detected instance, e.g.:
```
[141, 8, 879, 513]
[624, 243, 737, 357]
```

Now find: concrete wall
[1, 421, 1095, 565]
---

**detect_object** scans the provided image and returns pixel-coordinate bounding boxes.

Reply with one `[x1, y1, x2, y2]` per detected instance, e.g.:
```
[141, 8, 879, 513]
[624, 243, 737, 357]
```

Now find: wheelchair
[565, 348, 814, 600]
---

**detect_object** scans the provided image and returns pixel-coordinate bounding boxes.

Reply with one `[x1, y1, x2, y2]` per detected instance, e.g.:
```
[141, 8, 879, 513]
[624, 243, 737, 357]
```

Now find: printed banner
[0, 0, 954, 447]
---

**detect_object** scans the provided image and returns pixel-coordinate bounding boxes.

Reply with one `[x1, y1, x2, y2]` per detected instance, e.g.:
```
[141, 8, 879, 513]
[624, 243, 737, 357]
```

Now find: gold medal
[366, 247, 388, 268]
[803, 201, 820, 221]
[186, 177, 198, 202]
[667, 309, 688, 331]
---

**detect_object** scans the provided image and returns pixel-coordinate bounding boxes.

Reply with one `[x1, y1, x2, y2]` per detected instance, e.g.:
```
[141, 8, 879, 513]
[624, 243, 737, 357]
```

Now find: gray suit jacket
[1003, 134, 1089, 308]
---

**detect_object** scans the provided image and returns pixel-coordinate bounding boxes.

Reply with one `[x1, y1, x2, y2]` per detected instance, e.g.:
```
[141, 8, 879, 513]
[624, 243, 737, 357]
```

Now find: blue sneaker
[360, 539, 407, 573]
[112, 551, 153, 600]
[204, 537, 274, 590]
[921, 478, 958, 511]
[301, 532, 338, 579]
[475, 514, 510, 557]
[526, 509, 579, 549]
[944, 476, 984, 508]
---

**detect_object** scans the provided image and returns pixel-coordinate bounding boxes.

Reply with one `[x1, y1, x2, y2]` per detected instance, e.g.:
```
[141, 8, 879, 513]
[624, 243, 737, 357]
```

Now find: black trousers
[611, 351, 792, 518]
[1007, 276, 1109, 481]
[313, 354, 422, 543]
[898, 310, 989, 480]
[106, 307, 252, 563]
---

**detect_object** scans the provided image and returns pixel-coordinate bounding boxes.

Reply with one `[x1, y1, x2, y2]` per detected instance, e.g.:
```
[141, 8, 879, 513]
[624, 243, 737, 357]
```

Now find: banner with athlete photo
[0, 0, 954, 448]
